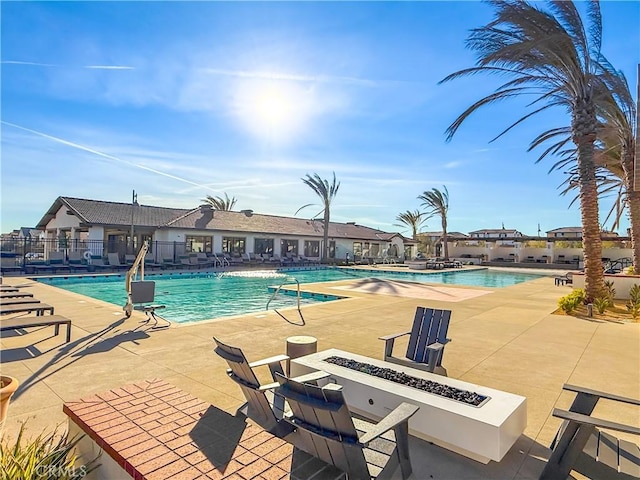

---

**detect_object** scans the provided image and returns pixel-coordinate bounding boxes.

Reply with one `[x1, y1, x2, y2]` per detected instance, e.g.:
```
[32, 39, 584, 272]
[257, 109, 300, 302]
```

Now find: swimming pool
[37, 267, 544, 323]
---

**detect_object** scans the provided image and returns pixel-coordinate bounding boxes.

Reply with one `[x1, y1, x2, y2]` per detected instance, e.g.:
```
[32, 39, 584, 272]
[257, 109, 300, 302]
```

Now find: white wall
[46, 205, 82, 230]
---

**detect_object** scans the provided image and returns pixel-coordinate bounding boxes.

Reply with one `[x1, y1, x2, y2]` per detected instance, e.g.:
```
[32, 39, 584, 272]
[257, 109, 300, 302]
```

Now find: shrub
[626, 284, 640, 320]
[0, 422, 100, 480]
[558, 289, 585, 314]
[626, 266, 636, 275]
[593, 296, 609, 315]
[604, 280, 616, 307]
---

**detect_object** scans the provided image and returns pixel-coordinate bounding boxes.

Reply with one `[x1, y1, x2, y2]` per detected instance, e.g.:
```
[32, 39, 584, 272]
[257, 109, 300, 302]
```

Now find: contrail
[1, 121, 217, 192]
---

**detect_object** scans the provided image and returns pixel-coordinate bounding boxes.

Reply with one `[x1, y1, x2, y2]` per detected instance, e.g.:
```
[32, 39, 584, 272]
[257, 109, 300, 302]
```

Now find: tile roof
[37, 197, 408, 242]
[165, 206, 404, 241]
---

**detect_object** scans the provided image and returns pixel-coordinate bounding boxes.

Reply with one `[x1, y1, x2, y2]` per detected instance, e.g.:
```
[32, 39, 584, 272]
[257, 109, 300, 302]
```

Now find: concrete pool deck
[1, 267, 638, 479]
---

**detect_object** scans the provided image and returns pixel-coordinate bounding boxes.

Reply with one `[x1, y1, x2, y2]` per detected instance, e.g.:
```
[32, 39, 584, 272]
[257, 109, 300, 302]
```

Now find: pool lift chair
[123, 242, 169, 328]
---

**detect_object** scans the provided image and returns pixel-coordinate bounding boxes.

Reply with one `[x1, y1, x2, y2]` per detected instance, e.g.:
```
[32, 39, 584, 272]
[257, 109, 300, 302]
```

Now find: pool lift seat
[123, 242, 169, 328]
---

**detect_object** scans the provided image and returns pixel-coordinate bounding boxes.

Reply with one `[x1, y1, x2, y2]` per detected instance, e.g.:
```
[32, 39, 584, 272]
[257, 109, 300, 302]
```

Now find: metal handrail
[266, 276, 301, 312]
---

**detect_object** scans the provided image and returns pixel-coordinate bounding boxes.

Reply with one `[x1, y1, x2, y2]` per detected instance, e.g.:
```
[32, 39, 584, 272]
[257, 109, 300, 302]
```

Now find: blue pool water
[37, 267, 543, 323]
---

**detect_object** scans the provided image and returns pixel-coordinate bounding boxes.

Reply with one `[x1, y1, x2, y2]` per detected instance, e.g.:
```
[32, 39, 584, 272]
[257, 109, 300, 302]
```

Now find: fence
[0, 238, 191, 272]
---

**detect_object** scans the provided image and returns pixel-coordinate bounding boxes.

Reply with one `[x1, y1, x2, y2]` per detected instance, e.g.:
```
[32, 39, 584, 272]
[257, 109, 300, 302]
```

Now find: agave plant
[0, 422, 100, 480]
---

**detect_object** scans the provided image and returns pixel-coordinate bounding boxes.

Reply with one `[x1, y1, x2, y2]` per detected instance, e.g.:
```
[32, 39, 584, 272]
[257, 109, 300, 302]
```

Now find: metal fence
[0, 238, 191, 271]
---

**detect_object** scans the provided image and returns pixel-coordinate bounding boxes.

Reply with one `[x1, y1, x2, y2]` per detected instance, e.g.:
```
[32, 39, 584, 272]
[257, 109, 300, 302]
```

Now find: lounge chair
[379, 306, 452, 375]
[107, 253, 129, 271]
[143, 254, 163, 270]
[0, 315, 72, 343]
[554, 272, 573, 286]
[161, 257, 180, 269]
[0, 254, 22, 274]
[68, 251, 89, 272]
[275, 372, 419, 480]
[195, 252, 214, 268]
[540, 384, 640, 480]
[0, 287, 19, 292]
[0, 292, 34, 299]
[0, 297, 41, 305]
[125, 254, 136, 266]
[213, 253, 229, 267]
[0, 302, 54, 316]
[89, 255, 112, 272]
[178, 255, 196, 269]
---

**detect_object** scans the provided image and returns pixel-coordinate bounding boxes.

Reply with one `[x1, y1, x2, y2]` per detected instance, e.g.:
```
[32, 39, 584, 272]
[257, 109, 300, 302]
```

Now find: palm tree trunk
[576, 137, 605, 300]
[323, 207, 330, 261]
[442, 220, 449, 260]
[621, 148, 640, 269]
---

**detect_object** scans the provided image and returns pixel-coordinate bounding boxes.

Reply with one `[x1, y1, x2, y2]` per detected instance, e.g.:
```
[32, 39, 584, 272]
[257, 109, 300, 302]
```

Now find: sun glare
[233, 79, 313, 143]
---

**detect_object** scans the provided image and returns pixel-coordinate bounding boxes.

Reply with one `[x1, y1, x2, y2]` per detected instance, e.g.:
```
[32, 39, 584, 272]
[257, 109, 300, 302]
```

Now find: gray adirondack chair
[275, 372, 419, 480]
[540, 384, 640, 480]
[213, 337, 294, 435]
[379, 307, 452, 375]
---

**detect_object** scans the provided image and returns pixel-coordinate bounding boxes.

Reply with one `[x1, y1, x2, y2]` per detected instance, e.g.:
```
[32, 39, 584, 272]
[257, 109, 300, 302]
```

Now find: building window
[254, 238, 274, 255]
[328, 241, 336, 258]
[304, 240, 320, 257]
[222, 237, 245, 254]
[353, 242, 362, 256]
[141, 234, 153, 251]
[186, 235, 212, 253]
[281, 239, 298, 255]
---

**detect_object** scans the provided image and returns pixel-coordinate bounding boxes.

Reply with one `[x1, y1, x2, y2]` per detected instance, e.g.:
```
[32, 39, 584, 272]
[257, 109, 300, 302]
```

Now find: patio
[1, 270, 638, 479]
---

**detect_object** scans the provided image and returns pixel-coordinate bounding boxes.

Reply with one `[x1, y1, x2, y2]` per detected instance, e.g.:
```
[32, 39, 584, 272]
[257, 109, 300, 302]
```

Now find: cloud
[443, 161, 461, 169]
[84, 65, 135, 70]
[1, 60, 56, 67]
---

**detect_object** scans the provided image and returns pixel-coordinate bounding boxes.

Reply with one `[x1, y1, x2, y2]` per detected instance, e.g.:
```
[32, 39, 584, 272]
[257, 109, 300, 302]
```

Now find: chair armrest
[562, 384, 640, 406]
[427, 342, 444, 352]
[378, 331, 410, 341]
[249, 354, 290, 368]
[359, 402, 420, 445]
[552, 408, 640, 436]
[261, 370, 332, 391]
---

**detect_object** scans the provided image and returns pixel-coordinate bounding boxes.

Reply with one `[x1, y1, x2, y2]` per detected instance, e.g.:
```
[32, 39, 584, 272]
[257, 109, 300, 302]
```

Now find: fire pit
[324, 356, 489, 407]
[291, 348, 527, 464]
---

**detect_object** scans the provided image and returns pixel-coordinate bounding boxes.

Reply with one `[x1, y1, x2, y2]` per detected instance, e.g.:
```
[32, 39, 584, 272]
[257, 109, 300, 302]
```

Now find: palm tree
[300, 172, 340, 260]
[418, 187, 449, 259]
[596, 65, 638, 267]
[440, 0, 607, 299]
[394, 210, 429, 240]
[201, 193, 237, 211]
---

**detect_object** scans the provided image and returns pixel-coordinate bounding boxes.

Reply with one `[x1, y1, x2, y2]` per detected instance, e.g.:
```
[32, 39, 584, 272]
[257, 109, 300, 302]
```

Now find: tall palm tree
[394, 210, 430, 240]
[300, 172, 340, 260]
[440, 0, 607, 299]
[418, 187, 449, 259]
[596, 65, 638, 267]
[201, 193, 237, 211]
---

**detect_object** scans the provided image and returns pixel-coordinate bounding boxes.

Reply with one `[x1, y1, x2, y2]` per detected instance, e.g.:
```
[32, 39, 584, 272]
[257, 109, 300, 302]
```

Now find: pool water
[37, 267, 543, 323]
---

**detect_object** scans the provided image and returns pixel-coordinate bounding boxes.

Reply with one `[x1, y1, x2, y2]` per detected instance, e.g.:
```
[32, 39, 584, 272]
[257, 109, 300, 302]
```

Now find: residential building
[35, 197, 415, 261]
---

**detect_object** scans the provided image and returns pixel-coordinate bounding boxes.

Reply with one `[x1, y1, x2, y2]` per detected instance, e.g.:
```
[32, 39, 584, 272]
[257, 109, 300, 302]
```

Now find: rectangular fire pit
[291, 348, 527, 464]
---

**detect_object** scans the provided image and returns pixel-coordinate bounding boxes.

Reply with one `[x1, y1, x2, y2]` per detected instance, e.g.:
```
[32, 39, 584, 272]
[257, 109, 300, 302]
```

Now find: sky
[1, 1, 638, 238]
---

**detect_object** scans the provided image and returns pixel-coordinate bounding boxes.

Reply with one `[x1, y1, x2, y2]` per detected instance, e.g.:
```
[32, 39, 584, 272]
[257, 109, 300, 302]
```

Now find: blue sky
[2, 1, 638, 237]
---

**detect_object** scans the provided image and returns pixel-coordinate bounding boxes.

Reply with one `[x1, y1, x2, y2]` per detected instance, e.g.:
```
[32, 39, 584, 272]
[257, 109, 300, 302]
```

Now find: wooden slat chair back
[406, 307, 451, 364]
[213, 337, 288, 434]
[275, 373, 418, 480]
[380, 307, 452, 375]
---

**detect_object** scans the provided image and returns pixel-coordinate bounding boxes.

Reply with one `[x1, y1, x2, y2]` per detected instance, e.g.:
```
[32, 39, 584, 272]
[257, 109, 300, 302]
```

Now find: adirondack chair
[379, 307, 452, 375]
[213, 337, 295, 435]
[275, 372, 419, 480]
[540, 384, 640, 480]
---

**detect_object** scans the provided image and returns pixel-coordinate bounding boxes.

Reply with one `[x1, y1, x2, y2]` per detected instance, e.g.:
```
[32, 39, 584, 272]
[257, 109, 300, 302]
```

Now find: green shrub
[604, 280, 616, 307]
[0, 422, 100, 480]
[629, 284, 640, 305]
[626, 266, 636, 275]
[558, 289, 585, 314]
[593, 296, 609, 314]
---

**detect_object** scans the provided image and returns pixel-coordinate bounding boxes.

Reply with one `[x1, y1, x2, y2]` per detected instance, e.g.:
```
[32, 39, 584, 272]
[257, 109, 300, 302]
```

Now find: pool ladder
[266, 276, 305, 325]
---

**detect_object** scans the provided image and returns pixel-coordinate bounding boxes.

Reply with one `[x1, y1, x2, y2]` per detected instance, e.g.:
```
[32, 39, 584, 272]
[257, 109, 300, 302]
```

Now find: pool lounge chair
[89, 255, 112, 272]
[0, 254, 22, 274]
[0, 315, 72, 343]
[0, 297, 41, 305]
[1, 302, 55, 316]
[143, 254, 163, 270]
[161, 257, 181, 269]
[0, 292, 34, 299]
[68, 251, 89, 272]
[107, 253, 129, 271]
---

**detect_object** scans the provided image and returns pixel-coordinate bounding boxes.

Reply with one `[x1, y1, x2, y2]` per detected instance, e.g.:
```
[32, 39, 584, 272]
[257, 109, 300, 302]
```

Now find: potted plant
[0, 376, 18, 432]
